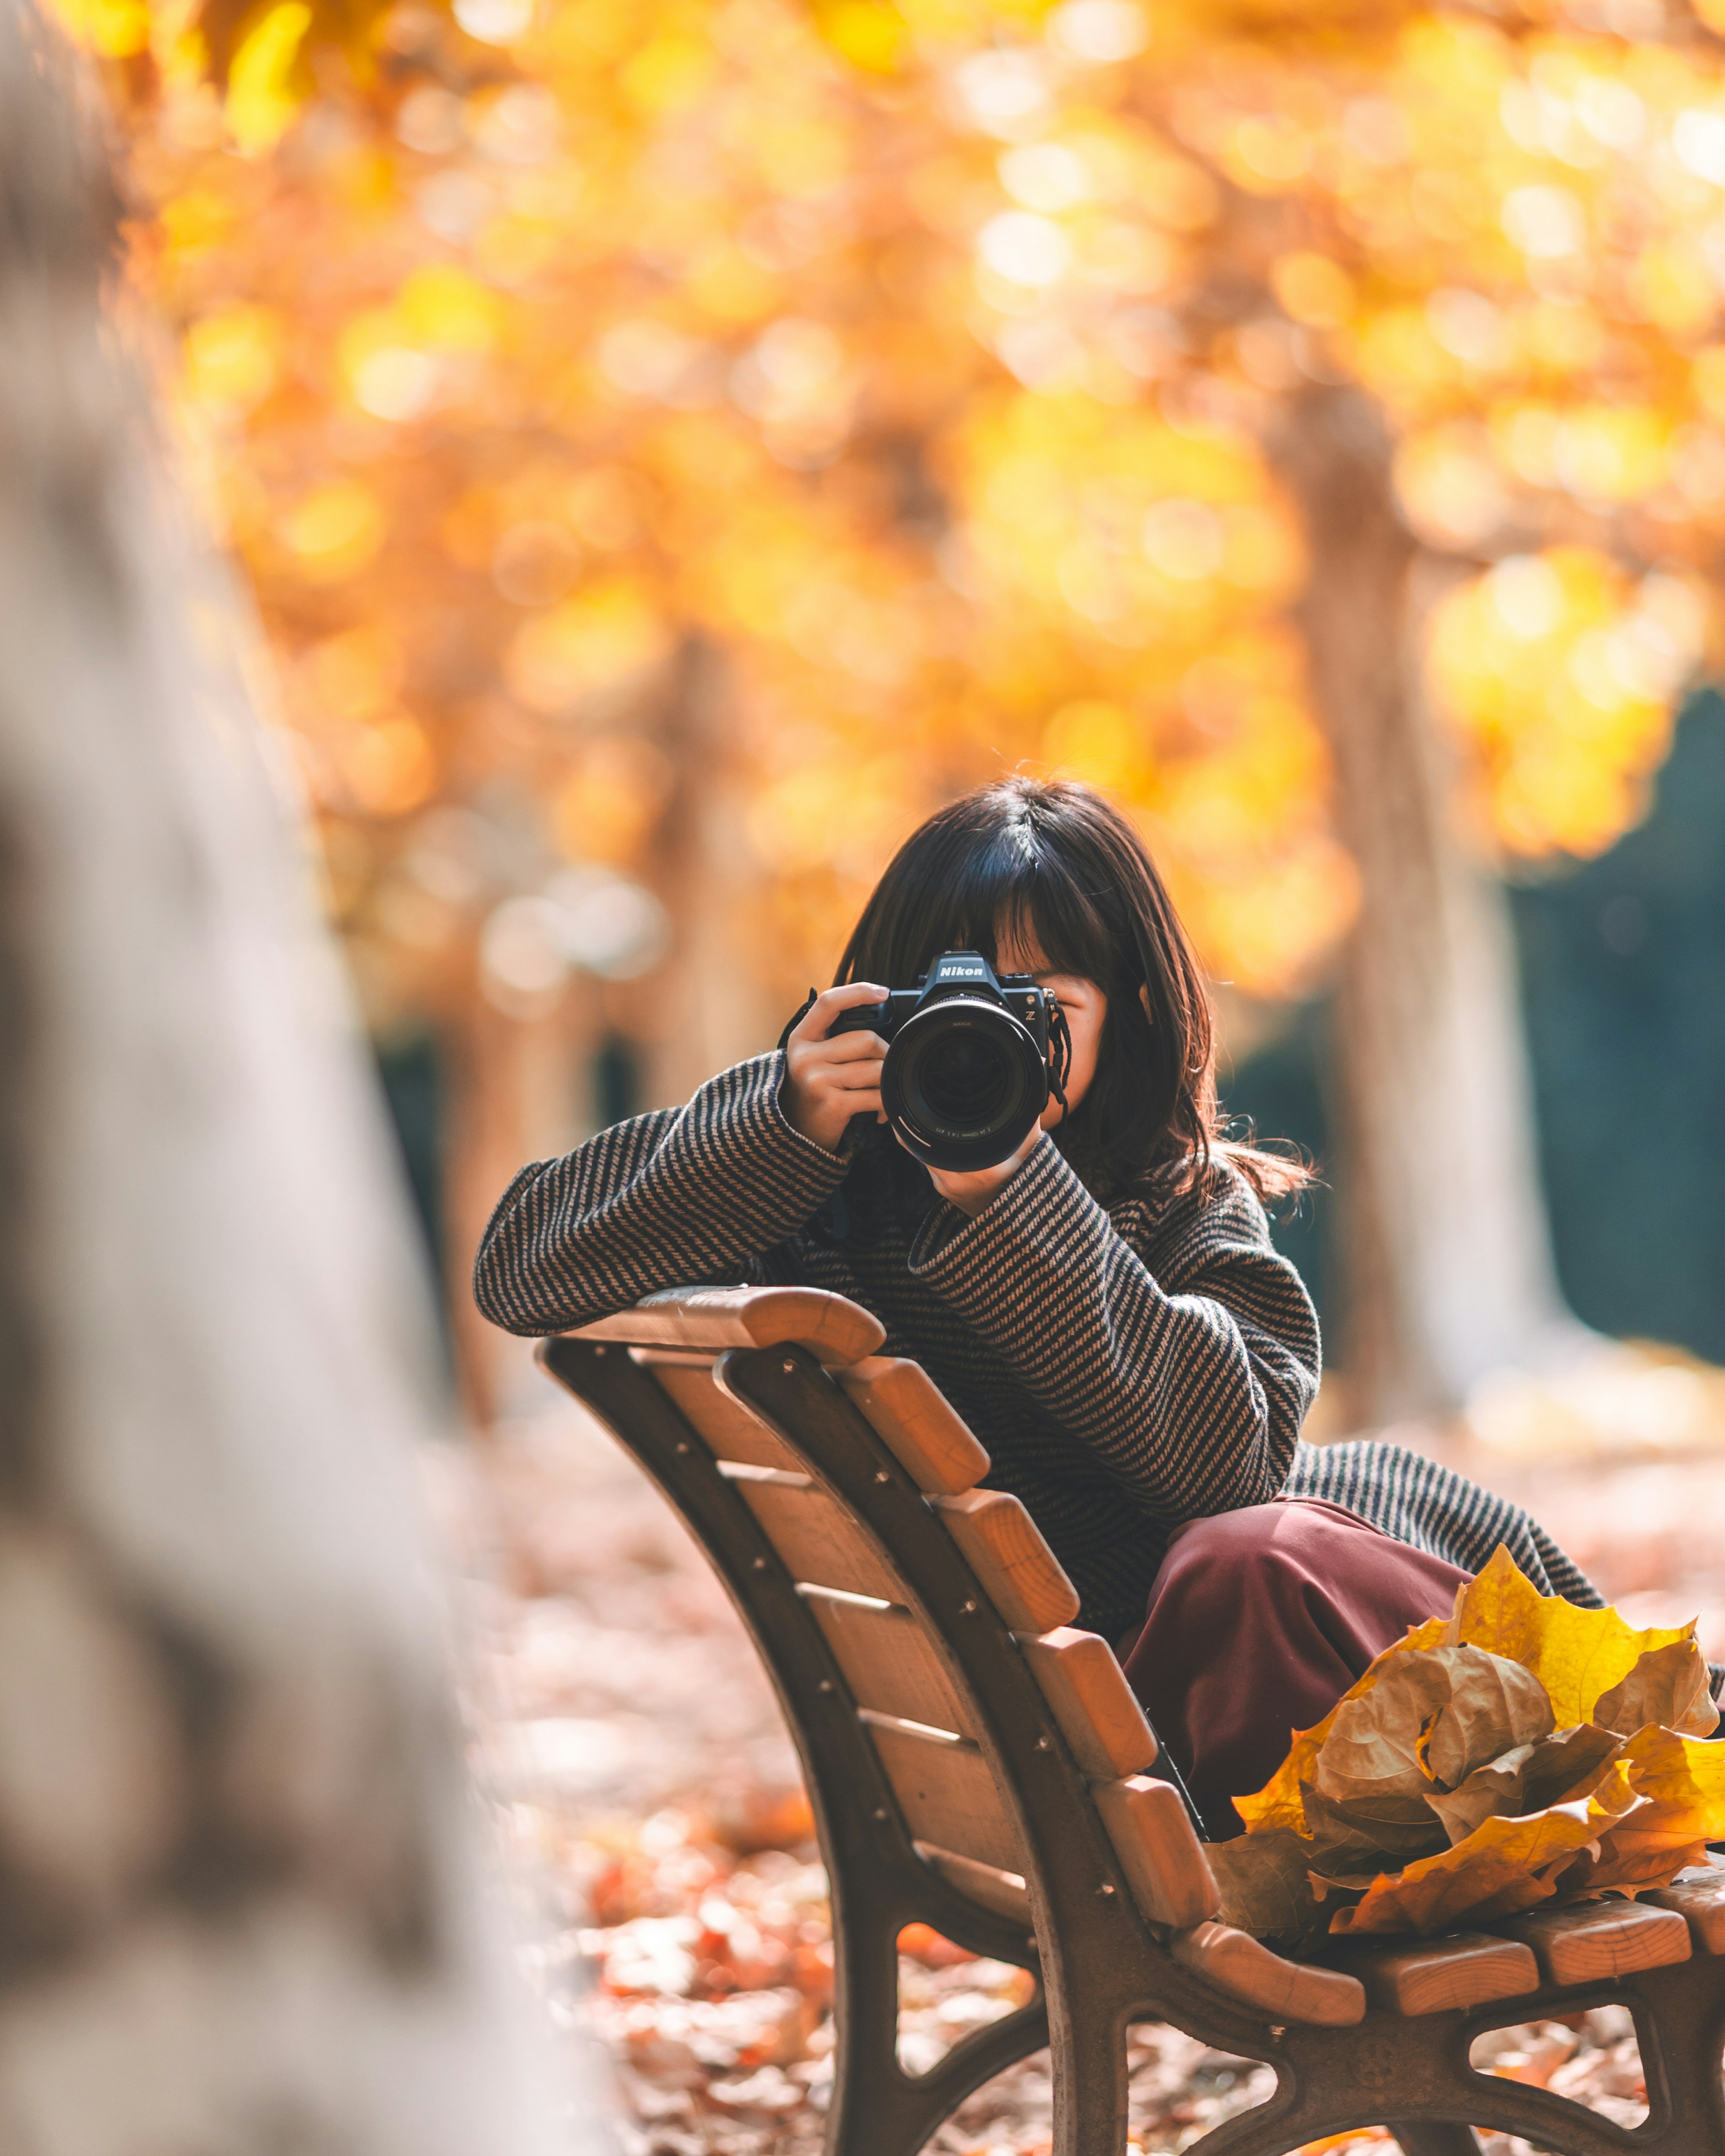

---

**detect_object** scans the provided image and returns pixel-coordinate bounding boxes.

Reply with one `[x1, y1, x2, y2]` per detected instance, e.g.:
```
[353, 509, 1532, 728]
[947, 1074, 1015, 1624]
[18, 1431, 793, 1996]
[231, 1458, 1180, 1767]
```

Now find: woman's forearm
[473, 1054, 849, 1336]
[907, 1142, 1317, 1518]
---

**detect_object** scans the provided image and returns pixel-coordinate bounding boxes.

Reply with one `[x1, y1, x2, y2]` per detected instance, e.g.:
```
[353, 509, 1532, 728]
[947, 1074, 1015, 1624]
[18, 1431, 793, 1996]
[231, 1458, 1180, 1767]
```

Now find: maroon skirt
[1120, 1497, 1471, 1839]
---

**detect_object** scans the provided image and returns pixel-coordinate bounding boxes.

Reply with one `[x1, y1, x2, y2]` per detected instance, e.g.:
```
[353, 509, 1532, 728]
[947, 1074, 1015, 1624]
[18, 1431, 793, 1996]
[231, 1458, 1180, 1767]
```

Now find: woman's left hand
[919, 1121, 1046, 1219]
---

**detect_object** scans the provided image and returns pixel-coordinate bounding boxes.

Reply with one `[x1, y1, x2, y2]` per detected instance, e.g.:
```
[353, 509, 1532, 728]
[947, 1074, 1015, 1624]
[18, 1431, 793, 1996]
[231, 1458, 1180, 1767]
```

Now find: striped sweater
[475, 1051, 1605, 1646]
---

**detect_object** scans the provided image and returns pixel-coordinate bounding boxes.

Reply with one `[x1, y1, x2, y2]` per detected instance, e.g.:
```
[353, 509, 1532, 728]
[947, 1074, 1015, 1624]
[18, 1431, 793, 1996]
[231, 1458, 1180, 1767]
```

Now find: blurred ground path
[431, 1395, 1722, 2156]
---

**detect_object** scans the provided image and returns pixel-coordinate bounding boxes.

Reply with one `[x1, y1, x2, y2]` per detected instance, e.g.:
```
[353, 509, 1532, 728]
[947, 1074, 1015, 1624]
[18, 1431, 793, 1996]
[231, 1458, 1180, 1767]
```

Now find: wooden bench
[539, 1286, 1725, 2156]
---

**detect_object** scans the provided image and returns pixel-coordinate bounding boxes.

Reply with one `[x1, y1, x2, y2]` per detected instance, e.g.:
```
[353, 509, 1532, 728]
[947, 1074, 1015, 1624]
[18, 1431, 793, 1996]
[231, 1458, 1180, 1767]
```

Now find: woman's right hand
[782, 983, 890, 1154]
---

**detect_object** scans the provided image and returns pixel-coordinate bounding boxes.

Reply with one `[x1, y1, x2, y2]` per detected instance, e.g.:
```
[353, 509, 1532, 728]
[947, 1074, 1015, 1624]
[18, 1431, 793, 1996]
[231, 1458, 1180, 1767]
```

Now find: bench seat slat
[1172, 1922, 1365, 2027]
[575, 1286, 885, 1367]
[837, 1357, 991, 1495]
[1322, 1932, 1540, 2017]
[933, 1491, 1081, 1633]
[1092, 1775, 1220, 1930]
[1645, 1870, 1725, 1954]
[1018, 1627, 1158, 1779]
[1491, 1900, 1692, 1985]
[866, 1718, 1027, 1876]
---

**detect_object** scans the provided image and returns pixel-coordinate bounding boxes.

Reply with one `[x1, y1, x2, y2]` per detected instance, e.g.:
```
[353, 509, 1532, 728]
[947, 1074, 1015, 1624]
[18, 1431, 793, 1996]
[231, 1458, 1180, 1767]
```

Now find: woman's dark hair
[833, 775, 1309, 1215]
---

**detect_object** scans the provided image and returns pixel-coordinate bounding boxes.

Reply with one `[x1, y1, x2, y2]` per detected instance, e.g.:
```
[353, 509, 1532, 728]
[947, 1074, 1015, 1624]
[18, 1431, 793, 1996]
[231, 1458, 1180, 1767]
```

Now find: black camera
[829, 950, 1058, 1172]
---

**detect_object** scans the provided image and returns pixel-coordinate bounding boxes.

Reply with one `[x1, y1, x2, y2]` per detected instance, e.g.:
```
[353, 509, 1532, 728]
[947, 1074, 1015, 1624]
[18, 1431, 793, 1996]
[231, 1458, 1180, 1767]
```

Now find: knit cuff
[905, 1136, 1109, 1317]
[765, 1049, 854, 1171]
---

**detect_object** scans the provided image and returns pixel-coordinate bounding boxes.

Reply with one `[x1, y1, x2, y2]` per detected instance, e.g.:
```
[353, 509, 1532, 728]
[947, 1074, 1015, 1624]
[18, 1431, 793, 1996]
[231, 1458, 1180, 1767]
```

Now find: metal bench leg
[823, 1893, 1050, 2156]
[1392, 2129, 1481, 2155]
[1047, 1984, 1131, 2156]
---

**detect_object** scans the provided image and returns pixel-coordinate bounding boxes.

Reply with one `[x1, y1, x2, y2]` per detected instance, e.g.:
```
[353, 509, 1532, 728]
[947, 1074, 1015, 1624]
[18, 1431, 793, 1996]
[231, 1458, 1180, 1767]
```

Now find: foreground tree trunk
[1270, 389, 1587, 1426]
[0, 8, 569, 2145]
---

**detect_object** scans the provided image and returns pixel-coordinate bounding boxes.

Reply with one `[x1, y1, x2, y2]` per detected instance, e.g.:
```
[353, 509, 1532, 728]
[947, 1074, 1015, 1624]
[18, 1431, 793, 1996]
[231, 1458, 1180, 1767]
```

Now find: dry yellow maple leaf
[1327, 1761, 1646, 1937]
[1583, 1724, 1725, 1893]
[1592, 1639, 1719, 1741]
[1445, 1546, 1695, 1731]
[1233, 1615, 1448, 1838]
[1424, 1722, 1623, 1850]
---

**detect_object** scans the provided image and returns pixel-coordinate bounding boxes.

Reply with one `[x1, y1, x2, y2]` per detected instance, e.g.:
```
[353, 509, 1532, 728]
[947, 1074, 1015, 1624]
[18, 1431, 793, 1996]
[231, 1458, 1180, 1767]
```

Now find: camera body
[830, 950, 1053, 1172]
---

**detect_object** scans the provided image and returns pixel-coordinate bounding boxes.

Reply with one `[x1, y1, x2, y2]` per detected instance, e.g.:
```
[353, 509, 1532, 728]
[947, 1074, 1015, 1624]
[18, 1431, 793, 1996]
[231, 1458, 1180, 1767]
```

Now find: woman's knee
[1163, 1501, 1303, 1574]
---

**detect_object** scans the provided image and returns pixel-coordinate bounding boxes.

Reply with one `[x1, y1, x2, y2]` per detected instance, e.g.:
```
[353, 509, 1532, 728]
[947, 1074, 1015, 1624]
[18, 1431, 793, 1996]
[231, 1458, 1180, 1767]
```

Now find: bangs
[874, 821, 1125, 990]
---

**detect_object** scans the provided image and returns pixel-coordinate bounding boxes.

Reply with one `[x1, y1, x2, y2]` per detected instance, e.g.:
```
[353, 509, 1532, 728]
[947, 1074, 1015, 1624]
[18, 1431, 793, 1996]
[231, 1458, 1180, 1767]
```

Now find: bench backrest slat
[800, 1588, 981, 1740]
[642, 1351, 811, 1475]
[552, 1290, 1221, 1941]
[580, 1285, 886, 1366]
[864, 1718, 1028, 1877]
[729, 1477, 908, 1603]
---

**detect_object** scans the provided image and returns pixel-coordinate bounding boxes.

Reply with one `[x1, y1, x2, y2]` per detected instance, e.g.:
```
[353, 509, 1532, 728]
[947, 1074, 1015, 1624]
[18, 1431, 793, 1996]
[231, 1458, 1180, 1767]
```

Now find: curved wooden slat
[573, 1286, 885, 1367]
[641, 1353, 810, 1474]
[1171, 1922, 1365, 2028]
[733, 1479, 907, 1601]
[800, 1586, 981, 1737]
[863, 1714, 1027, 1876]
[1018, 1627, 1158, 1779]
[1092, 1774, 1220, 1930]
[1323, 1931, 1540, 2017]
[838, 1356, 991, 1493]
[1494, 1900, 1692, 1985]
[933, 1490, 1081, 1633]
[914, 1842, 1032, 1924]
[1646, 1870, 1725, 1954]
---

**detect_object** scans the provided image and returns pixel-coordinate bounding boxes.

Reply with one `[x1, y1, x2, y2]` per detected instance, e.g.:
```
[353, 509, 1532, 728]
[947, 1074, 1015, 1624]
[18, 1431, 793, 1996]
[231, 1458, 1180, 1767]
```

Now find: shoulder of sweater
[1104, 1154, 1274, 1260]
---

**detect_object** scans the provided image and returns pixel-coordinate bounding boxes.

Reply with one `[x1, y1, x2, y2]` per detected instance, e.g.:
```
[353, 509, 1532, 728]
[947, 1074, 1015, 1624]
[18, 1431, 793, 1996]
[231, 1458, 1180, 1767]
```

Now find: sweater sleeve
[473, 1053, 850, 1336]
[905, 1140, 1319, 1524]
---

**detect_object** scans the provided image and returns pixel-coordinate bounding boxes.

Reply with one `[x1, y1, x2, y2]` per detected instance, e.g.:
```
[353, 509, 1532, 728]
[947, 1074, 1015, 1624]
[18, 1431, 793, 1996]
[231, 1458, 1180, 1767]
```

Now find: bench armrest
[563, 1286, 885, 1367]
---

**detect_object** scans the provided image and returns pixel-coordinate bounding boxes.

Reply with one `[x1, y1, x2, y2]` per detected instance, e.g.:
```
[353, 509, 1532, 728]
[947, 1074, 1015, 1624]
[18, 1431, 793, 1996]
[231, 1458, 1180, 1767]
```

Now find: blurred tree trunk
[1270, 388, 1586, 1426]
[0, 9, 572, 2147]
[644, 635, 774, 1113]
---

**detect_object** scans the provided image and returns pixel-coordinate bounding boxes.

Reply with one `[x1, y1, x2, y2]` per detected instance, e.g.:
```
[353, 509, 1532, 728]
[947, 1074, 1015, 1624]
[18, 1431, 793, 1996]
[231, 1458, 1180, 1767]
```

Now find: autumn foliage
[48, 0, 1725, 1038]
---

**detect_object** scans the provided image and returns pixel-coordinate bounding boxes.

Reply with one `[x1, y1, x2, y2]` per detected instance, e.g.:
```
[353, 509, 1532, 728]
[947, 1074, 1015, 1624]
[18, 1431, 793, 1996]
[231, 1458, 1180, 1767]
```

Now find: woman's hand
[922, 1122, 1045, 1219]
[782, 983, 891, 1154]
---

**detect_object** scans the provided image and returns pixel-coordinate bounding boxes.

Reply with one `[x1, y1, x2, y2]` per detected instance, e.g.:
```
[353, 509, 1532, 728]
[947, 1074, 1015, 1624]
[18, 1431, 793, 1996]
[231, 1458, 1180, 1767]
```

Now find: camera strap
[1047, 1000, 1073, 1118]
[777, 988, 818, 1053]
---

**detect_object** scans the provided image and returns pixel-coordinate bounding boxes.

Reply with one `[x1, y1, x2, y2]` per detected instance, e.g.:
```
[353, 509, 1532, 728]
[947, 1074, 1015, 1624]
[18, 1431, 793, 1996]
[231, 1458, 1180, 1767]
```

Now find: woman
[474, 778, 1606, 1836]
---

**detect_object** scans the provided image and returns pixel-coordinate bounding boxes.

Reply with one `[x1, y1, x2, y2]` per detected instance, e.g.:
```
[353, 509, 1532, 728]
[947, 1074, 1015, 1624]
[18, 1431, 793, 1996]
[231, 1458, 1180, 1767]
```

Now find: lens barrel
[881, 998, 1048, 1172]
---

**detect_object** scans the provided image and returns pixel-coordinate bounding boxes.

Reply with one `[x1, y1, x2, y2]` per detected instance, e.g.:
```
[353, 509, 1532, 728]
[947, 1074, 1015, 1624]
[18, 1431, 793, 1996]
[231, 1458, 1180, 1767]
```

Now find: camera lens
[883, 998, 1048, 1171]
[916, 1029, 1011, 1126]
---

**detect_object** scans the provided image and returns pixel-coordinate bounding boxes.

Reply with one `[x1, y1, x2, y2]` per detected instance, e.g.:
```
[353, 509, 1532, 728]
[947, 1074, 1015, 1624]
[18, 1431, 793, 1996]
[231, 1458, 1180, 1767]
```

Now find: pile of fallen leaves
[1213, 1546, 1725, 1940]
